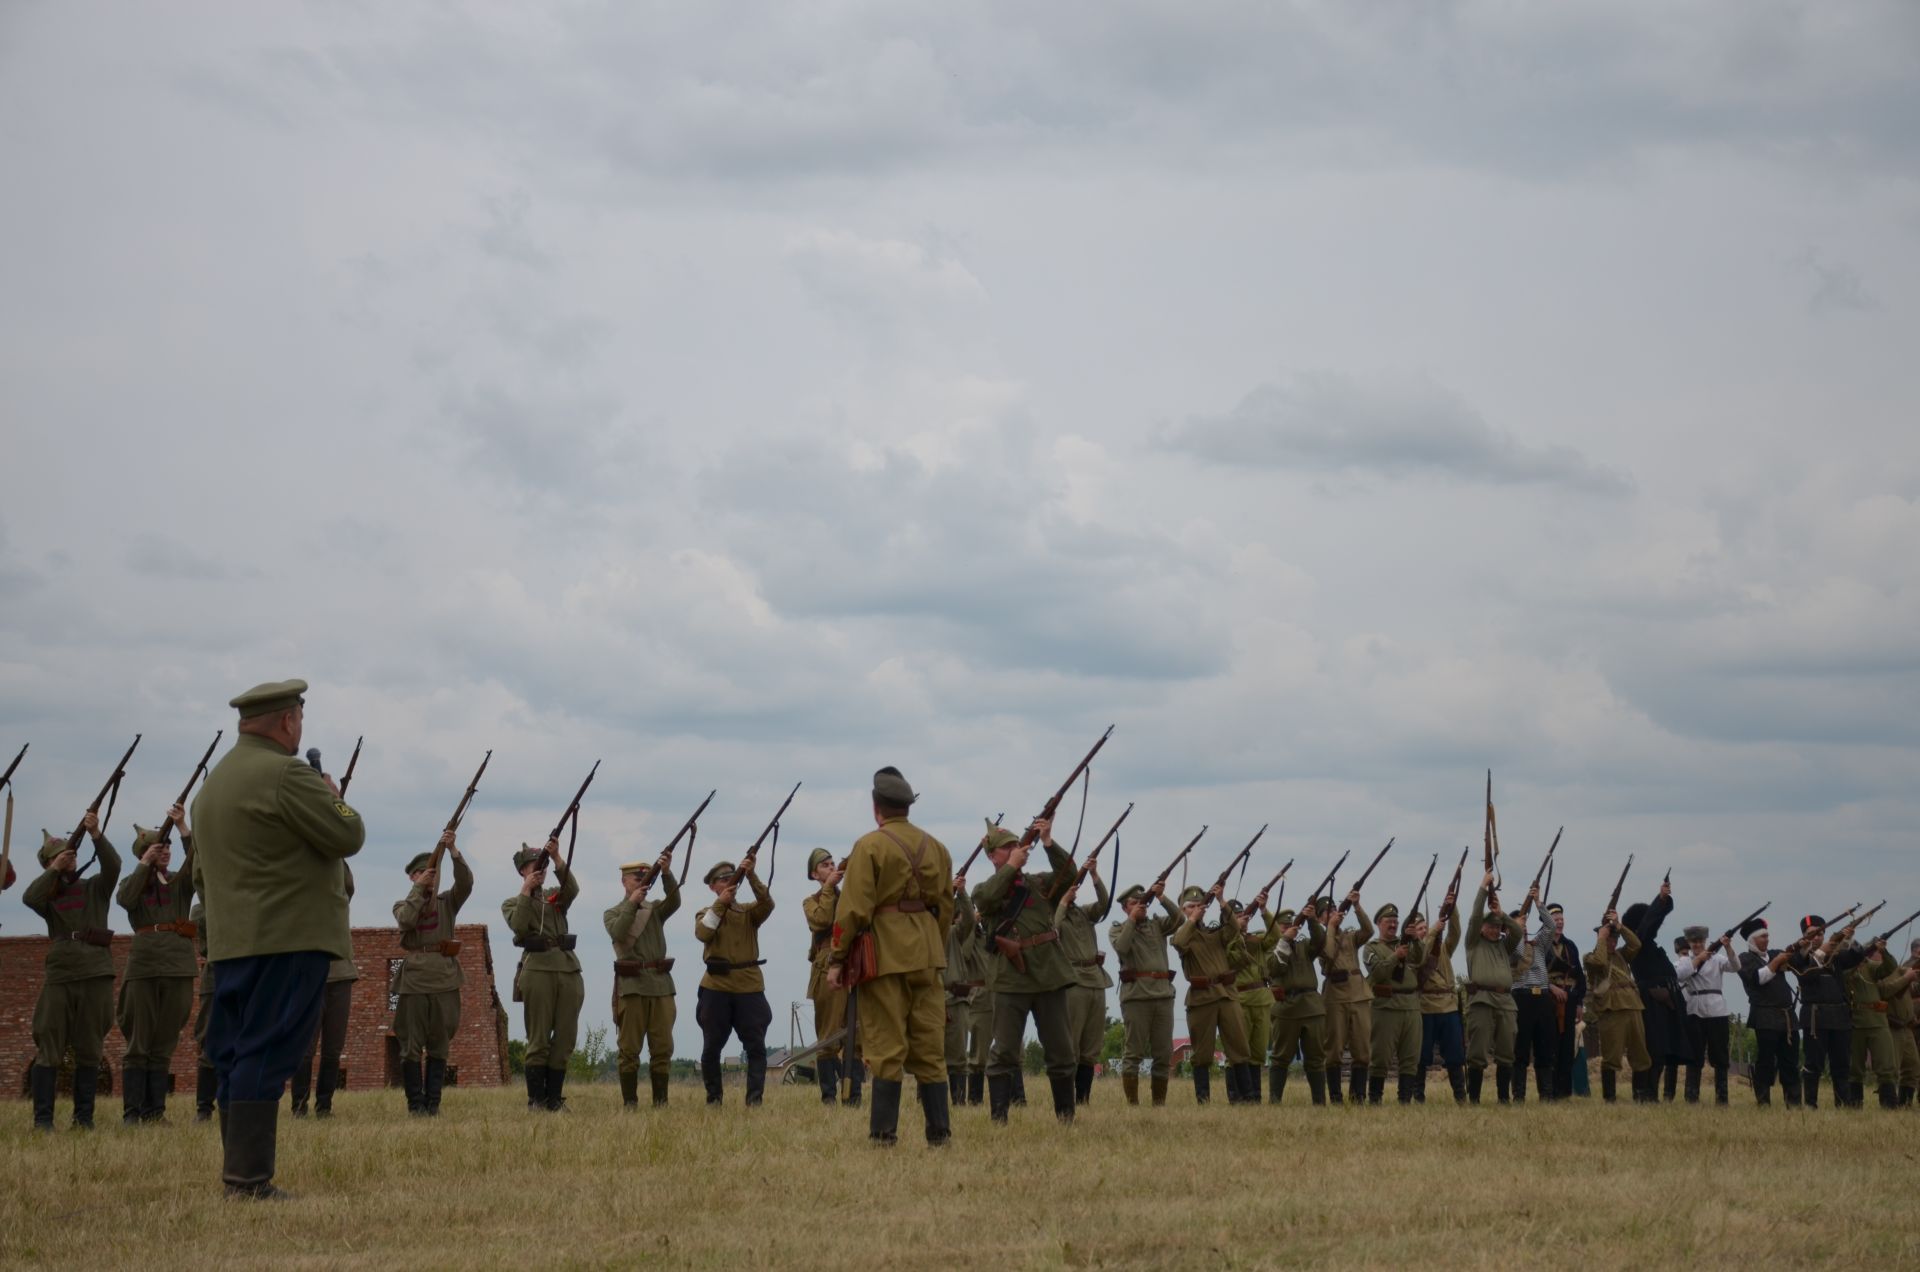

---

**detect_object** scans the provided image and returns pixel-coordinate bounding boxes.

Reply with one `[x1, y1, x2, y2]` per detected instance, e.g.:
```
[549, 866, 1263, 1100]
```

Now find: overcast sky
[4, 2, 1918, 1051]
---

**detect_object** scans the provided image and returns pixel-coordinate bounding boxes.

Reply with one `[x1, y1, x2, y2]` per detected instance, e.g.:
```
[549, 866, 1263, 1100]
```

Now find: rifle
[1337, 838, 1394, 916]
[1, 743, 26, 891]
[1151, 826, 1208, 892]
[69, 734, 143, 878]
[729, 780, 801, 886]
[0, 742, 24, 791]
[1841, 901, 1886, 939]
[426, 750, 492, 879]
[952, 813, 1004, 879]
[147, 731, 223, 880]
[1419, 847, 1470, 971]
[1484, 770, 1500, 900]
[1718, 902, 1769, 946]
[1595, 854, 1634, 934]
[1439, 845, 1470, 913]
[1251, 859, 1294, 904]
[958, 729, 1115, 876]
[642, 789, 717, 902]
[1067, 803, 1132, 891]
[548, 760, 602, 876]
[1198, 825, 1266, 915]
[338, 736, 364, 798]
[1302, 848, 1350, 913]
[1874, 908, 1920, 947]
[1662, 866, 1671, 890]
[1515, 827, 1563, 920]
[1404, 852, 1438, 932]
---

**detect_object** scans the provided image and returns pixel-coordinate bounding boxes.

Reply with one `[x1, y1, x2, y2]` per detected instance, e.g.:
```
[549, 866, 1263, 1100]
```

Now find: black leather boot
[650, 1071, 670, 1106]
[619, 1069, 640, 1109]
[1123, 1073, 1140, 1104]
[1448, 1065, 1467, 1104]
[195, 1065, 216, 1122]
[948, 1070, 965, 1105]
[289, 1060, 310, 1117]
[1049, 1072, 1076, 1123]
[1714, 1068, 1730, 1105]
[967, 1071, 984, 1106]
[1801, 1070, 1820, 1108]
[1878, 1083, 1898, 1109]
[223, 1100, 289, 1200]
[1467, 1067, 1485, 1104]
[1413, 1067, 1426, 1104]
[1009, 1069, 1026, 1106]
[918, 1079, 951, 1146]
[526, 1065, 548, 1111]
[1684, 1065, 1702, 1103]
[30, 1062, 56, 1132]
[987, 1073, 1012, 1123]
[1240, 1064, 1261, 1105]
[1221, 1065, 1240, 1104]
[1350, 1068, 1367, 1106]
[1270, 1066, 1288, 1105]
[314, 1057, 339, 1118]
[843, 1059, 861, 1109]
[1900, 1085, 1914, 1108]
[817, 1057, 839, 1105]
[146, 1068, 171, 1123]
[1324, 1067, 1343, 1105]
[868, 1077, 902, 1145]
[402, 1060, 425, 1115]
[1367, 1075, 1385, 1105]
[1495, 1064, 1511, 1104]
[123, 1067, 148, 1125]
[1512, 1066, 1528, 1103]
[72, 1065, 99, 1130]
[1396, 1074, 1416, 1105]
[1074, 1063, 1094, 1106]
[545, 1066, 568, 1112]
[1602, 1069, 1618, 1103]
[424, 1058, 446, 1116]
[1193, 1066, 1212, 1105]
[1150, 1074, 1168, 1106]
[1662, 1061, 1678, 1102]
[1305, 1069, 1327, 1106]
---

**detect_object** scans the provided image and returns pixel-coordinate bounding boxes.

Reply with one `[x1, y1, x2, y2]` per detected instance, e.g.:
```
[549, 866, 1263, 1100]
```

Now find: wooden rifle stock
[1302, 848, 1350, 912]
[1338, 838, 1394, 915]
[69, 734, 143, 878]
[1845, 901, 1886, 937]
[1016, 725, 1116, 851]
[337, 736, 364, 798]
[1254, 859, 1294, 902]
[1405, 852, 1439, 931]
[730, 781, 801, 886]
[1596, 854, 1634, 933]
[1720, 901, 1769, 945]
[953, 813, 1005, 879]
[426, 750, 492, 878]
[1201, 825, 1266, 913]
[1484, 769, 1500, 901]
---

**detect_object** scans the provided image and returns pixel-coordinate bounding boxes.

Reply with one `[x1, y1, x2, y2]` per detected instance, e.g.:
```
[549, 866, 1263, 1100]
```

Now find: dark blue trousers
[209, 952, 330, 1105]
[1419, 1010, 1466, 1068]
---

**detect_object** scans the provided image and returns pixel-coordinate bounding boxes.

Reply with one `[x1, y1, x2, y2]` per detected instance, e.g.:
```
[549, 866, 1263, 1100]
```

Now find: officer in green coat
[1267, 902, 1328, 1105]
[972, 817, 1078, 1122]
[1462, 875, 1526, 1104]
[504, 837, 583, 1112]
[115, 808, 198, 1124]
[23, 812, 119, 1131]
[605, 855, 679, 1108]
[1055, 870, 1114, 1105]
[1110, 881, 1181, 1104]
[191, 679, 365, 1199]
[393, 829, 473, 1116]
[1363, 902, 1428, 1104]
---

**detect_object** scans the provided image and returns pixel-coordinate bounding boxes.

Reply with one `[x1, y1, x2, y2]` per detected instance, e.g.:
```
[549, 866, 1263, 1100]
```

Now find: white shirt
[1678, 945, 1736, 1018]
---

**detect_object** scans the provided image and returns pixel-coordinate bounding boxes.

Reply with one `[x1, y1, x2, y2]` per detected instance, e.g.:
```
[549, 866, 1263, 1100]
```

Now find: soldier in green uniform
[192, 679, 365, 1199]
[1055, 870, 1114, 1105]
[1462, 874, 1525, 1104]
[944, 875, 991, 1106]
[1171, 881, 1255, 1104]
[504, 837, 583, 1112]
[605, 855, 679, 1109]
[1267, 901, 1328, 1105]
[694, 857, 775, 1106]
[1842, 938, 1917, 1108]
[824, 767, 955, 1146]
[1363, 902, 1427, 1104]
[1110, 881, 1181, 1105]
[393, 829, 472, 1116]
[1411, 895, 1464, 1103]
[804, 848, 860, 1106]
[291, 862, 357, 1118]
[1894, 939, 1920, 1106]
[972, 817, 1078, 1122]
[191, 898, 216, 1121]
[1583, 906, 1651, 1103]
[115, 807, 198, 1124]
[1230, 897, 1282, 1104]
[23, 812, 118, 1131]
[1319, 889, 1374, 1105]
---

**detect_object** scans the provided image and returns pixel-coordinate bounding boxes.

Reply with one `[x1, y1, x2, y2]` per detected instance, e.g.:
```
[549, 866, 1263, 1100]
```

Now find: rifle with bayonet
[69, 734, 143, 878]
[1595, 855, 1634, 934]
[145, 730, 222, 883]
[956, 727, 1115, 877]
[1337, 838, 1394, 916]
[728, 780, 801, 887]
[641, 789, 716, 902]
[1515, 827, 1563, 920]
[424, 750, 492, 881]
[1066, 803, 1132, 891]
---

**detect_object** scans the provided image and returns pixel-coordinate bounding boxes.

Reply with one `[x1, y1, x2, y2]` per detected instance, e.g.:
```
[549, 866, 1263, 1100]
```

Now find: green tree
[1023, 1040, 1045, 1074]
[507, 1038, 526, 1076]
[569, 1025, 610, 1081]
[1100, 1015, 1124, 1065]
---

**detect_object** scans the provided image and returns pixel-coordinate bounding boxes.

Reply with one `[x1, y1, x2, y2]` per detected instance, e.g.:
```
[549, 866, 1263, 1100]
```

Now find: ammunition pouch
[436, 940, 463, 957]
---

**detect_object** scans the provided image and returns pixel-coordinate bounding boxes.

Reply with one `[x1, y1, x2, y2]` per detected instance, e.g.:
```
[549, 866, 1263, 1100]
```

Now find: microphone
[305, 748, 323, 773]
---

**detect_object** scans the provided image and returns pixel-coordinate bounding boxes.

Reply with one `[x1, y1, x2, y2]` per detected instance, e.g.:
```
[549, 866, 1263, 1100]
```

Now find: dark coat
[1626, 893, 1691, 1062]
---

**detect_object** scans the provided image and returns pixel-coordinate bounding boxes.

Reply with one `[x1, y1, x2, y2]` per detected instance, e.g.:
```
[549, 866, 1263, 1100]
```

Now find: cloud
[1796, 248, 1879, 314]
[124, 533, 255, 582]
[1159, 374, 1633, 494]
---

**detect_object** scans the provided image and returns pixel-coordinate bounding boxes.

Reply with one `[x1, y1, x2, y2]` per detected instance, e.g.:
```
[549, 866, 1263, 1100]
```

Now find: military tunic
[694, 871, 775, 1104]
[1110, 896, 1182, 1083]
[1462, 888, 1523, 1073]
[973, 842, 1079, 1084]
[1319, 905, 1374, 1096]
[1842, 947, 1915, 1101]
[1888, 956, 1920, 1092]
[1364, 928, 1429, 1088]
[1056, 873, 1114, 1071]
[504, 864, 585, 1070]
[393, 855, 474, 1063]
[804, 878, 852, 1063]
[605, 870, 680, 1085]
[1416, 905, 1464, 1077]
[945, 887, 992, 1080]
[1269, 915, 1328, 1075]
[1233, 909, 1282, 1076]
[116, 850, 199, 1072]
[24, 834, 120, 1068]
[1584, 926, 1652, 1082]
[1172, 908, 1253, 1072]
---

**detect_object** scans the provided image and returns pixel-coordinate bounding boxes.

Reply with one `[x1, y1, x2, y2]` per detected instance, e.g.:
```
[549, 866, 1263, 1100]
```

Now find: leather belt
[515, 934, 577, 952]
[945, 980, 984, 993]
[1188, 974, 1235, 990]
[135, 921, 197, 938]
[615, 958, 675, 975]
[1513, 986, 1548, 996]
[1120, 970, 1174, 983]
[1236, 980, 1272, 993]
[1467, 983, 1511, 994]
[1012, 931, 1059, 950]
[1373, 987, 1419, 997]
[705, 958, 766, 974]
[59, 929, 114, 946]
[877, 900, 929, 914]
[436, 940, 463, 957]
[1324, 970, 1351, 984]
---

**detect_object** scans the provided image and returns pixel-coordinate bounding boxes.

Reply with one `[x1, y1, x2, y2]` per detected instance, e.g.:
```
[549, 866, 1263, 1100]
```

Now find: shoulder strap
[876, 826, 931, 904]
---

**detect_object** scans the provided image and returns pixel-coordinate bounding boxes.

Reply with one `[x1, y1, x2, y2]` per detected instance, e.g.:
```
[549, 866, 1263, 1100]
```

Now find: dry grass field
[4, 1076, 1917, 1270]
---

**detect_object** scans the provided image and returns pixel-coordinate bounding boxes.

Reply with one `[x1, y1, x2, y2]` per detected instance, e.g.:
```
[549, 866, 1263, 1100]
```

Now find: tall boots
[1074, 1063, 1094, 1105]
[1662, 1061, 1679, 1102]
[1684, 1065, 1703, 1104]
[1714, 1067, 1730, 1106]
[1349, 1067, 1367, 1106]
[146, 1069, 171, 1123]
[843, 1060, 864, 1109]
[1602, 1069, 1618, 1103]
[1270, 1066, 1288, 1106]
[1305, 1069, 1327, 1106]
[948, 1070, 966, 1106]
[72, 1065, 98, 1130]
[868, 1077, 902, 1146]
[223, 1100, 288, 1200]
[30, 1063, 56, 1132]
[1221, 1065, 1240, 1104]
[1367, 1075, 1386, 1105]
[1010, 1069, 1026, 1106]
[620, 1069, 640, 1109]
[314, 1057, 340, 1118]
[1802, 1070, 1821, 1109]
[1512, 1066, 1528, 1103]
[1448, 1065, 1468, 1104]
[1150, 1074, 1169, 1106]
[744, 1050, 767, 1107]
[1325, 1067, 1344, 1105]
[1412, 1068, 1426, 1103]
[988, 1073, 1013, 1123]
[290, 1060, 311, 1118]
[1049, 1072, 1076, 1123]
[817, 1057, 840, 1106]
[525, 1065, 549, 1111]
[195, 1065, 216, 1123]
[919, 1080, 951, 1146]
[1242, 1064, 1262, 1105]
[1877, 1083, 1898, 1110]
[402, 1059, 426, 1115]
[1901, 1085, 1915, 1108]
[1467, 1067, 1485, 1104]
[1396, 1073, 1417, 1105]
[1193, 1066, 1212, 1105]
[967, 1071, 984, 1106]
[123, 1068, 148, 1125]
[1494, 1064, 1510, 1104]
[545, 1066, 568, 1112]
[651, 1072, 670, 1106]
[424, 1058, 446, 1116]
[1123, 1073, 1140, 1105]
